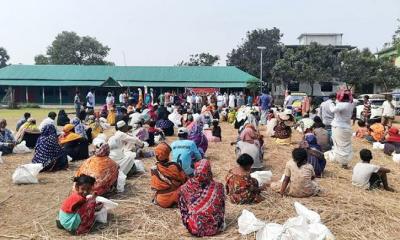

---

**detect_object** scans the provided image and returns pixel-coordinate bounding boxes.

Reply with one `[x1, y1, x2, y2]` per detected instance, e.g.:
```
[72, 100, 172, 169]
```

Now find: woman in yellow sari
[107, 107, 116, 126]
[15, 118, 40, 145]
[59, 124, 89, 161]
[87, 116, 103, 139]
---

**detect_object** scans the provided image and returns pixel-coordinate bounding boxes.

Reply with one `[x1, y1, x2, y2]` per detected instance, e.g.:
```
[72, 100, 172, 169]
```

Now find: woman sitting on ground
[178, 159, 225, 237]
[75, 141, 119, 196]
[147, 120, 164, 147]
[59, 124, 89, 161]
[87, 115, 103, 140]
[278, 148, 321, 198]
[151, 143, 187, 208]
[236, 125, 264, 171]
[156, 111, 175, 136]
[383, 127, 400, 155]
[57, 110, 70, 126]
[32, 124, 68, 172]
[302, 134, 326, 177]
[107, 106, 117, 126]
[188, 120, 208, 156]
[355, 120, 369, 139]
[366, 121, 385, 143]
[225, 153, 264, 204]
[57, 175, 102, 235]
[0, 119, 16, 155]
[312, 116, 331, 152]
[274, 112, 293, 145]
[15, 118, 41, 148]
[71, 117, 89, 140]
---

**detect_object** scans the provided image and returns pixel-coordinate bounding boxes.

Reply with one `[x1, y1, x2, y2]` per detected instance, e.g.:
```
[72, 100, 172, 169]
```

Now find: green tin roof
[0, 65, 257, 88]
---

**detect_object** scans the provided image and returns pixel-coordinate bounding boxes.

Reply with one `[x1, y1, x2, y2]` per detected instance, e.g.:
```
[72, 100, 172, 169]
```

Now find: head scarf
[71, 117, 87, 139]
[95, 143, 110, 157]
[59, 124, 82, 144]
[155, 142, 171, 162]
[305, 134, 321, 151]
[32, 124, 64, 168]
[240, 127, 257, 144]
[178, 159, 225, 237]
[387, 127, 400, 143]
[188, 122, 208, 154]
[336, 89, 353, 103]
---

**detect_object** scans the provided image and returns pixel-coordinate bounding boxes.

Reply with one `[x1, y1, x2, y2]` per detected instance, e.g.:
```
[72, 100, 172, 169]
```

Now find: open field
[0, 108, 399, 240]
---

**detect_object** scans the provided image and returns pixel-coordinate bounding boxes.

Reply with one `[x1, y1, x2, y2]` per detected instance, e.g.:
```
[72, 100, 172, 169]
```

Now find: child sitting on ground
[273, 148, 321, 197]
[147, 120, 164, 146]
[355, 120, 369, 139]
[57, 175, 103, 235]
[352, 149, 394, 191]
[212, 119, 222, 141]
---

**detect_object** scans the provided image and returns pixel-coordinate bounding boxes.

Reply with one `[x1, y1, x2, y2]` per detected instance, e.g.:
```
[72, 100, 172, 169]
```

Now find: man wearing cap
[112, 120, 144, 152]
[171, 127, 202, 176]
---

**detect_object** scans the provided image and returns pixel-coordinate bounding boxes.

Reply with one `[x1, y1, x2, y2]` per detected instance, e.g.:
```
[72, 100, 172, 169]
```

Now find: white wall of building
[298, 34, 343, 46]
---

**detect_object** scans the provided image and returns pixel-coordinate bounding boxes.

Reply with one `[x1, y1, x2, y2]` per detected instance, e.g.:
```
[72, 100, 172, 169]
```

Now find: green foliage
[373, 58, 400, 92]
[271, 43, 339, 96]
[0, 47, 10, 68]
[339, 49, 379, 91]
[177, 53, 220, 66]
[227, 28, 282, 81]
[35, 31, 113, 65]
[246, 79, 261, 96]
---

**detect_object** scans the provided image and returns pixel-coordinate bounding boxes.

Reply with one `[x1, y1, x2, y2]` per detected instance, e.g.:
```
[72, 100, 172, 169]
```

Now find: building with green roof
[0, 65, 257, 105]
[376, 46, 400, 67]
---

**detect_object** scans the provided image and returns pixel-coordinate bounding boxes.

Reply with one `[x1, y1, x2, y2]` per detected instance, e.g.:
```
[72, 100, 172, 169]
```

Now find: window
[320, 82, 333, 92]
[288, 82, 299, 92]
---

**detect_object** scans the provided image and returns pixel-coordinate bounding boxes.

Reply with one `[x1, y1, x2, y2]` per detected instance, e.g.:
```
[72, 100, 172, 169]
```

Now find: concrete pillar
[42, 87, 45, 105]
[25, 87, 29, 103]
[59, 87, 62, 105]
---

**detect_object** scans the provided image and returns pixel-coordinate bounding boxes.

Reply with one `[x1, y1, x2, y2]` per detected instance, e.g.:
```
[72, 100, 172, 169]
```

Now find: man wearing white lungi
[324, 90, 355, 168]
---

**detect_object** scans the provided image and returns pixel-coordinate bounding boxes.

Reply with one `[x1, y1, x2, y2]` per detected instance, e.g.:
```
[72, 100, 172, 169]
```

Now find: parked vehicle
[355, 94, 385, 121]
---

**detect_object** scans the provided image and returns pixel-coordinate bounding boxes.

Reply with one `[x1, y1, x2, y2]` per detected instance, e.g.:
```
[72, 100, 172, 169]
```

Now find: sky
[1, 0, 399, 66]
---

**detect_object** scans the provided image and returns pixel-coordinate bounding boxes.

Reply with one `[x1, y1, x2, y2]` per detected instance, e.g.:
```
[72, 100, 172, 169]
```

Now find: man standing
[74, 91, 81, 117]
[381, 94, 396, 127]
[158, 91, 165, 106]
[228, 92, 235, 109]
[86, 89, 95, 114]
[259, 91, 271, 125]
[284, 90, 292, 108]
[119, 91, 127, 107]
[318, 93, 335, 131]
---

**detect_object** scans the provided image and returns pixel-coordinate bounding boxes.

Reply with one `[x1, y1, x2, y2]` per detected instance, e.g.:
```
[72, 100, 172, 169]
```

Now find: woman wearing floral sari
[75, 142, 119, 196]
[32, 124, 68, 172]
[178, 159, 225, 237]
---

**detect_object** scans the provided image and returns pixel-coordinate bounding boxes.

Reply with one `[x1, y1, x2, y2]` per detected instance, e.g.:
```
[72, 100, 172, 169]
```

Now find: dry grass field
[0, 108, 399, 240]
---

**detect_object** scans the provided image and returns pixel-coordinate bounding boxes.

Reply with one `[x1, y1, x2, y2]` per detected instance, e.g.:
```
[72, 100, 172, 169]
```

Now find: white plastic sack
[67, 155, 73, 162]
[12, 163, 43, 184]
[95, 206, 108, 223]
[134, 160, 146, 173]
[256, 223, 284, 240]
[0, 152, 3, 164]
[251, 171, 273, 187]
[392, 153, 400, 164]
[294, 202, 321, 223]
[95, 196, 118, 210]
[117, 171, 127, 193]
[372, 142, 384, 150]
[12, 141, 31, 154]
[238, 209, 266, 235]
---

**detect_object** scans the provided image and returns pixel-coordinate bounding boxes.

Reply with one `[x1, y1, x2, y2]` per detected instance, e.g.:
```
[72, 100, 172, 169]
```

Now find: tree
[373, 58, 400, 92]
[0, 47, 10, 68]
[35, 31, 113, 65]
[271, 43, 339, 96]
[246, 79, 261, 96]
[227, 28, 282, 82]
[177, 53, 219, 66]
[338, 48, 377, 92]
[34, 54, 49, 65]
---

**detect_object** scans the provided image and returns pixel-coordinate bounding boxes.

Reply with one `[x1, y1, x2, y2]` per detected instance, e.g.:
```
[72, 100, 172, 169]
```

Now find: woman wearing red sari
[178, 159, 225, 237]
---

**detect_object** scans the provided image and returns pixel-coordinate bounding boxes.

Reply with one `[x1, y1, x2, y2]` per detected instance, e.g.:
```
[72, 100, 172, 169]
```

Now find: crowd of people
[0, 87, 397, 237]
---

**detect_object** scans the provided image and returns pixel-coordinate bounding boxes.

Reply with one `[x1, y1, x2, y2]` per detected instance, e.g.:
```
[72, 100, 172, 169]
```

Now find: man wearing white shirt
[86, 89, 95, 111]
[39, 111, 61, 134]
[228, 93, 235, 108]
[381, 95, 396, 127]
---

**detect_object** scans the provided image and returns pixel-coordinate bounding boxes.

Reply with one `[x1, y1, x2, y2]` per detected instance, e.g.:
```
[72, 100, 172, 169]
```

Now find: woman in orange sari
[151, 142, 187, 208]
[75, 142, 119, 196]
[59, 124, 89, 161]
